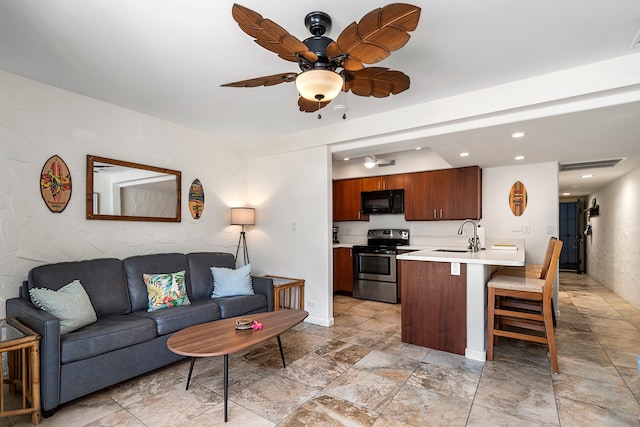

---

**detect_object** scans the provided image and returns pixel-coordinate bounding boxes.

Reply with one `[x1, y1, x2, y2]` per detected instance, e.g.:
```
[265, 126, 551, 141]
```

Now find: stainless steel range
[352, 229, 409, 304]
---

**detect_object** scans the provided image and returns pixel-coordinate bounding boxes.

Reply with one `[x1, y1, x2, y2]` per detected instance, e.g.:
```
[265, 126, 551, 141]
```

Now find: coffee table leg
[224, 354, 229, 422]
[186, 357, 196, 390]
[277, 335, 286, 368]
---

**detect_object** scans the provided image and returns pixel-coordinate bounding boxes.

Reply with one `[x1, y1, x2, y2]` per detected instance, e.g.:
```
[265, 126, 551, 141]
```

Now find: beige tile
[556, 396, 640, 427]
[193, 359, 272, 396]
[324, 368, 402, 412]
[186, 400, 275, 426]
[277, 352, 349, 387]
[467, 403, 550, 426]
[231, 374, 320, 423]
[125, 381, 222, 426]
[280, 394, 378, 426]
[383, 381, 472, 427]
[353, 349, 420, 383]
[85, 408, 146, 426]
[553, 372, 640, 415]
[314, 339, 371, 365]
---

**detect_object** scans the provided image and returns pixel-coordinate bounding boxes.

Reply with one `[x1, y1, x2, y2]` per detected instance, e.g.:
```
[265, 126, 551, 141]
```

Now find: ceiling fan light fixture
[296, 69, 343, 102]
[364, 156, 377, 168]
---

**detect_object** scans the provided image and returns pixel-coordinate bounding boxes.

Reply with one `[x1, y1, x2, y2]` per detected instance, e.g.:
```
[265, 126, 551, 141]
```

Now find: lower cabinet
[399, 260, 467, 355]
[333, 247, 353, 293]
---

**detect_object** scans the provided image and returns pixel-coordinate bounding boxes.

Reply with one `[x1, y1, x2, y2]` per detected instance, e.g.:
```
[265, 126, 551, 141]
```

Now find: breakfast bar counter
[396, 239, 525, 362]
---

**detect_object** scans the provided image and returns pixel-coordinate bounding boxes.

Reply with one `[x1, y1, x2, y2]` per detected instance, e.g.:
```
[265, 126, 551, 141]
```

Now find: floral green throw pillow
[143, 270, 191, 312]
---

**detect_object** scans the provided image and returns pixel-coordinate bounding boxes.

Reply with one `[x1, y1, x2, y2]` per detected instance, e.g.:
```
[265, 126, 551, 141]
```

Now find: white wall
[247, 146, 333, 326]
[481, 162, 560, 310]
[0, 71, 247, 317]
[587, 165, 640, 309]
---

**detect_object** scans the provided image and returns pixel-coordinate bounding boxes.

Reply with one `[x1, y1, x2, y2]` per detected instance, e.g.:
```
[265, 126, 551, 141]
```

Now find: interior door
[559, 202, 580, 271]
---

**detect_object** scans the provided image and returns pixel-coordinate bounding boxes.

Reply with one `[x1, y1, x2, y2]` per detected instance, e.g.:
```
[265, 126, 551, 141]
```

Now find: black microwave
[361, 189, 404, 214]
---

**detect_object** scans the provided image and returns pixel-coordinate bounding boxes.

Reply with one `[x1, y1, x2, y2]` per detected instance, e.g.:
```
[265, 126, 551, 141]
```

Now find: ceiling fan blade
[346, 67, 410, 98]
[331, 3, 421, 65]
[231, 4, 318, 63]
[298, 96, 330, 113]
[221, 72, 298, 88]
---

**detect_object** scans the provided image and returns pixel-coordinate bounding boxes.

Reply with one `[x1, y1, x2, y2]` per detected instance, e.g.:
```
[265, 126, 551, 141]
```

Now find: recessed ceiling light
[343, 157, 349, 161]
[514, 155, 525, 160]
[581, 174, 594, 178]
[571, 185, 579, 189]
[512, 132, 526, 138]
[460, 152, 469, 157]
[415, 147, 422, 150]
[562, 192, 571, 196]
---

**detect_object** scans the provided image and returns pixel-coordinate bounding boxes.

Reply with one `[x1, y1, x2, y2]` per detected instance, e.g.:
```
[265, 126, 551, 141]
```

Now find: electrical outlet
[451, 262, 460, 276]
[512, 226, 522, 232]
[307, 301, 316, 308]
[547, 225, 554, 234]
[523, 225, 530, 234]
[291, 221, 296, 231]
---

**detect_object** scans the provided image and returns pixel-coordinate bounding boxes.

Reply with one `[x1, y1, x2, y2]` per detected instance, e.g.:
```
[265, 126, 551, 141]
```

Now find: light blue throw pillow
[29, 279, 98, 334]
[210, 264, 254, 298]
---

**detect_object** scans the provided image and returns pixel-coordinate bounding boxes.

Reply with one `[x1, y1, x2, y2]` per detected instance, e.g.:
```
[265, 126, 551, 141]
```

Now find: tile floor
[5, 272, 640, 426]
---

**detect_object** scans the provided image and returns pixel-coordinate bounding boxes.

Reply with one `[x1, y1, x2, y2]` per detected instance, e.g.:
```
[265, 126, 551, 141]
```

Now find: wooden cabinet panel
[333, 247, 353, 293]
[361, 174, 405, 191]
[333, 179, 369, 221]
[399, 260, 467, 355]
[404, 166, 481, 221]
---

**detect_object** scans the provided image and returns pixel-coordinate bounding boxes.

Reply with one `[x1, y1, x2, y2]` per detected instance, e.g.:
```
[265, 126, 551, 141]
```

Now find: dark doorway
[559, 201, 585, 272]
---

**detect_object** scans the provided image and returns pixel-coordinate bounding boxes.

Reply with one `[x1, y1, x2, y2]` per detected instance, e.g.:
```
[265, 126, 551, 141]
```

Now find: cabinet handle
[440, 209, 443, 218]
[433, 209, 436, 219]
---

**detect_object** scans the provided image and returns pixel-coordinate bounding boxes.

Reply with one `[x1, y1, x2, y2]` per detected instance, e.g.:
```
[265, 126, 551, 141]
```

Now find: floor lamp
[230, 207, 255, 266]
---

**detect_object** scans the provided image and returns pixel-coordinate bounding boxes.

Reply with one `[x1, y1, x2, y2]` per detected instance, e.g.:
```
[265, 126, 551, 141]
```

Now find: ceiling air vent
[560, 158, 624, 171]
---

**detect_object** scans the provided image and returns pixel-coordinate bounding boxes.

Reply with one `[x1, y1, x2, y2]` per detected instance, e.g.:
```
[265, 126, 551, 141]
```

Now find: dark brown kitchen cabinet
[400, 260, 467, 355]
[333, 179, 369, 221]
[361, 174, 405, 191]
[404, 166, 481, 221]
[333, 247, 353, 293]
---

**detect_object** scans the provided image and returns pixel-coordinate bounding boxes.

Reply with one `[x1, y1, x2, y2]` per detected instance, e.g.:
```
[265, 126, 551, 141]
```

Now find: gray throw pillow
[211, 264, 254, 298]
[29, 279, 98, 334]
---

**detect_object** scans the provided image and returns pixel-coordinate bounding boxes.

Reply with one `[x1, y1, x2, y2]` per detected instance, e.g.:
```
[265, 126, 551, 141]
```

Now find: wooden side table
[265, 276, 305, 311]
[0, 318, 41, 425]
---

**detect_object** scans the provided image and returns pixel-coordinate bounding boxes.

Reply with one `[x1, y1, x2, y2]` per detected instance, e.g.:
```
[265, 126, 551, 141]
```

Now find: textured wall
[587, 165, 640, 309]
[0, 71, 247, 317]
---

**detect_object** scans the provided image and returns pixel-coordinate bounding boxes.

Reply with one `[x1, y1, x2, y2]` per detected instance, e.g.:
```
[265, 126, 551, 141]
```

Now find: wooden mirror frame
[86, 155, 181, 222]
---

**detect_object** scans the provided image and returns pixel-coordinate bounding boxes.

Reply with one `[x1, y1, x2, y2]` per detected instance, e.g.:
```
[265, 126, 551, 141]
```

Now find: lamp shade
[296, 69, 343, 101]
[230, 207, 255, 226]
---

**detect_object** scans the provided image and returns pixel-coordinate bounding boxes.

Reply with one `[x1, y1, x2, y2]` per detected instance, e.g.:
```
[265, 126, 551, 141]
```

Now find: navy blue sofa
[6, 252, 273, 414]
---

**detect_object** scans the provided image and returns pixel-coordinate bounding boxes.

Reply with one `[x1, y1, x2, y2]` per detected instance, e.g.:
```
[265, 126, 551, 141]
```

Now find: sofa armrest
[251, 276, 274, 312]
[6, 297, 62, 411]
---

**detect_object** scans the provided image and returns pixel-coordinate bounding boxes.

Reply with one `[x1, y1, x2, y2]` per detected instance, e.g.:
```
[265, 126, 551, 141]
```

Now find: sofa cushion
[213, 294, 268, 318]
[123, 254, 189, 312]
[143, 270, 191, 311]
[60, 315, 157, 364]
[186, 252, 235, 300]
[131, 299, 221, 335]
[211, 264, 254, 298]
[28, 258, 131, 317]
[29, 280, 98, 334]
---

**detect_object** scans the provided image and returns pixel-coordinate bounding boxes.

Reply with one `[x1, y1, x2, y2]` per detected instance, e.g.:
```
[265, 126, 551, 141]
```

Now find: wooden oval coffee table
[167, 309, 308, 422]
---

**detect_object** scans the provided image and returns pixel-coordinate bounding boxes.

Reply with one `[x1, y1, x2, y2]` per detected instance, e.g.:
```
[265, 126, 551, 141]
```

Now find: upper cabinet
[404, 166, 482, 221]
[333, 166, 481, 222]
[361, 174, 405, 191]
[333, 179, 370, 221]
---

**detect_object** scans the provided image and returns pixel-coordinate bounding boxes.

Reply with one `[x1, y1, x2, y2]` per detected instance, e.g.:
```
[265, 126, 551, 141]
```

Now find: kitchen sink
[433, 249, 469, 253]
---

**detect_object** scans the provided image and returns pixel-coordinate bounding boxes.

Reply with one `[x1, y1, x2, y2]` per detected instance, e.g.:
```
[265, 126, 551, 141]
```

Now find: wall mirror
[86, 155, 181, 222]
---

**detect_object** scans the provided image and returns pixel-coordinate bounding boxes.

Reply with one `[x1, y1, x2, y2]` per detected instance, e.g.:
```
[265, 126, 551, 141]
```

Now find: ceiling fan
[221, 3, 422, 115]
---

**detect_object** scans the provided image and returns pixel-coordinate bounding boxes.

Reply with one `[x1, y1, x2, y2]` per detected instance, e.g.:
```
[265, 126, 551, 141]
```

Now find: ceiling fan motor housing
[302, 36, 334, 70]
[304, 11, 331, 36]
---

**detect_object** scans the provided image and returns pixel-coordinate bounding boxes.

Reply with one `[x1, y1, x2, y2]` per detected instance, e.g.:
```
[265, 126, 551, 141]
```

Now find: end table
[0, 318, 41, 424]
[265, 276, 305, 311]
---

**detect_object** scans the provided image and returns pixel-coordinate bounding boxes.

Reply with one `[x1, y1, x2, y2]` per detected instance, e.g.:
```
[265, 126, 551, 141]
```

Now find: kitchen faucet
[458, 220, 480, 252]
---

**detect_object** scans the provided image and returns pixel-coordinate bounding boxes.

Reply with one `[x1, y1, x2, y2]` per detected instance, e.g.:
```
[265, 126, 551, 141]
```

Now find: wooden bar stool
[487, 239, 563, 373]
[494, 236, 557, 279]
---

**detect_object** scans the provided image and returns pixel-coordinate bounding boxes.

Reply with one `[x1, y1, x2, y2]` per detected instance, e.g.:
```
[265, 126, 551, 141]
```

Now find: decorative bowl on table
[235, 319, 253, 330]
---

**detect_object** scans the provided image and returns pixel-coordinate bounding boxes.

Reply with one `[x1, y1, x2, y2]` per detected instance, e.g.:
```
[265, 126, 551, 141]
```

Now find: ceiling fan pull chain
[342, 83, 347, 120]
[318, 98, 322, 119]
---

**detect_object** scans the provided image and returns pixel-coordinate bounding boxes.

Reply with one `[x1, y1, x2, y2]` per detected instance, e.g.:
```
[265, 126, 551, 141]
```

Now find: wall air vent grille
[560, 158, 625, 171]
